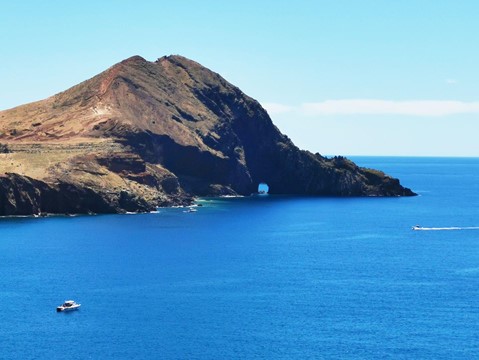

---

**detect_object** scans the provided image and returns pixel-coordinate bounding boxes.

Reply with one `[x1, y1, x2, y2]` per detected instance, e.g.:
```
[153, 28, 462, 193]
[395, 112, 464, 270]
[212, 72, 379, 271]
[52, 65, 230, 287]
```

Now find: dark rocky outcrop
[0, 173, 115, 215]
[0, 55, 415, 216]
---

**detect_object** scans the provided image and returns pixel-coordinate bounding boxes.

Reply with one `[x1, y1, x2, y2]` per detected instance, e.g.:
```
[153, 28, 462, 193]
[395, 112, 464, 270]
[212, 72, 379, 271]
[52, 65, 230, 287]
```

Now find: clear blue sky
[1, 0, 478, 156]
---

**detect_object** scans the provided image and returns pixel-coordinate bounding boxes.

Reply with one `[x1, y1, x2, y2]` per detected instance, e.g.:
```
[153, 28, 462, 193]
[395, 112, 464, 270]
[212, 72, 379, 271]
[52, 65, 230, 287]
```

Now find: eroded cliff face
[0, 55, 414, 216]
[0, 173, 114, 215]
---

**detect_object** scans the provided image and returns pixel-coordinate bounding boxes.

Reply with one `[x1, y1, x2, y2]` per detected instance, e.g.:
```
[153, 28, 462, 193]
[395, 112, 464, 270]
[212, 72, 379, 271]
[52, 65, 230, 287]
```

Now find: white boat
[412, 225, 422, 230]
[56, 300, 81, 312]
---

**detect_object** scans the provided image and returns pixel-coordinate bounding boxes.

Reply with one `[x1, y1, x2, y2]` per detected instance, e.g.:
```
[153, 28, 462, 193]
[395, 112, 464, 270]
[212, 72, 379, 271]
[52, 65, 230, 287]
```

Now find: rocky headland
[0, 55, 415, 216]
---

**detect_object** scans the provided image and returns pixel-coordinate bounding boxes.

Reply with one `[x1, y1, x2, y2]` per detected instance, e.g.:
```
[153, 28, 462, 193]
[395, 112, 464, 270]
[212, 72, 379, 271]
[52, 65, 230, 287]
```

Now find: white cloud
[262, 102, 294, 115]
[300, 99, 479, 117]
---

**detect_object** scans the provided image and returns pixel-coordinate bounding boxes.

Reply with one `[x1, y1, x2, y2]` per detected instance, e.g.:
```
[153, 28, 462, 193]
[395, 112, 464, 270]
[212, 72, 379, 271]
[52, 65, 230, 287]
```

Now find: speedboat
[56, 300, 81, 312]
[412, 225, 422, 231]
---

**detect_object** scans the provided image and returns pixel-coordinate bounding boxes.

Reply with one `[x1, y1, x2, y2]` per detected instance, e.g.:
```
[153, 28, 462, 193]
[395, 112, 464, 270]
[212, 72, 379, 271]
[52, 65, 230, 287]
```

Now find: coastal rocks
[0, 173, 114, 216]
[0, 172, 190, 216]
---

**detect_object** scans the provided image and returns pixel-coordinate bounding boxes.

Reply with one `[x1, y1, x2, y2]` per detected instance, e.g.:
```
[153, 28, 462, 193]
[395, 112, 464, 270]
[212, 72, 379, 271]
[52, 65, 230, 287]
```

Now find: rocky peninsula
[0, 55, 415, 216]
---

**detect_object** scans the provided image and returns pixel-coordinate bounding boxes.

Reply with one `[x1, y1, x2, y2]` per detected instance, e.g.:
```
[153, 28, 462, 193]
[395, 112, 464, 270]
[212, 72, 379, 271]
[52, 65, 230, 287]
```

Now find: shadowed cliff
[0, 55, 415, 215]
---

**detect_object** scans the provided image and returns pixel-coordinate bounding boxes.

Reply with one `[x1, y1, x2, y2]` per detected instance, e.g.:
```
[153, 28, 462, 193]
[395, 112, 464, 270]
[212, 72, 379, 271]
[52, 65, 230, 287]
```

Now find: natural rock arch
[258, 182, 269, 194]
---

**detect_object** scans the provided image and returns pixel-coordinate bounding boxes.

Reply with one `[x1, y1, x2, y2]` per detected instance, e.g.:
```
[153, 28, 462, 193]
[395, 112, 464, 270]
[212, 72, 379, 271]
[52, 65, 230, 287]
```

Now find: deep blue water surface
[1, 157, 479, 359]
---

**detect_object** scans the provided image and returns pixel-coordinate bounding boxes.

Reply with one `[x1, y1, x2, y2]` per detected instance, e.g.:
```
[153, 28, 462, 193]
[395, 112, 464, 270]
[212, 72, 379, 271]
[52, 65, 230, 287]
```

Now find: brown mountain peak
[121, 55, 147, 65]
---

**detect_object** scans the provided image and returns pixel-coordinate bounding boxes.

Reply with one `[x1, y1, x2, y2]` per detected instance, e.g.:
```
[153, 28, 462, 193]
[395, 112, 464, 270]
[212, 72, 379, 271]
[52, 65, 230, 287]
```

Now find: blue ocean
[1, 157, 478, 359]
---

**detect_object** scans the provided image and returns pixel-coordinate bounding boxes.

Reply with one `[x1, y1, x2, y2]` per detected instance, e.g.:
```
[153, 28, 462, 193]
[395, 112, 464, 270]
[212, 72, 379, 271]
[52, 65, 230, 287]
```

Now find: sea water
[0, 157, 478, 359]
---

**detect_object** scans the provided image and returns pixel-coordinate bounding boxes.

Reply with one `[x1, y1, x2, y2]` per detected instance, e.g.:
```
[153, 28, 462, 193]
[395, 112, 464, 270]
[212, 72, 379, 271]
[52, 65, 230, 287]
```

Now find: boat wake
[412, 226, 479, 231]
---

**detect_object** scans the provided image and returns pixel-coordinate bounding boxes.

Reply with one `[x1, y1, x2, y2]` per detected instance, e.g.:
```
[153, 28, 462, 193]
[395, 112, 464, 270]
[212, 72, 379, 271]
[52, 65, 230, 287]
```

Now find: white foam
[414, 226, 479, 231]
